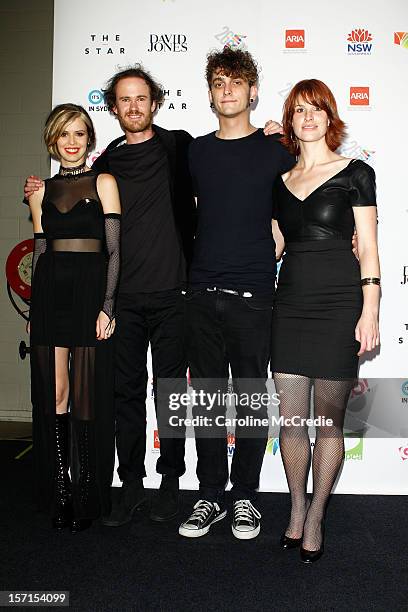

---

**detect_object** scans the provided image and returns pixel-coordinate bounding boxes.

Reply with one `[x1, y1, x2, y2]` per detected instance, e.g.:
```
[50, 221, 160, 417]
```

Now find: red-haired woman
[271, 80, 380, 562]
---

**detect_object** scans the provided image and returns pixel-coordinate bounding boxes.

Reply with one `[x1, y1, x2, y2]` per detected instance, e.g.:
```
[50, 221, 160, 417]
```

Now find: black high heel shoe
[70, 518, 92, 534]
[300, 522, 325, 563]
[280, 499, 311, 549]
[280, 534, 302, 549]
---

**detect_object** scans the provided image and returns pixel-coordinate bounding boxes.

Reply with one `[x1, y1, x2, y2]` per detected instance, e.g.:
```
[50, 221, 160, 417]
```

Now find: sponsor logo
[398, 323, 408, 345]
[87, 151, 104, 166]
[347, 28, 373, 54]
[394, 32, 408, 48]
[88, 90, 103, 105]
[339, 138, 375, 163]
[87, 89, 109, 113]
[84, 33, 125, 56]
[227, 431, 235, 456]
[344, 433, 364, 461]
[401, 381, 408, 404]
[398, 443, 408, 460]
[266, 437, 280, 455]
[148, 34, 187, 52]
[350, 379, 369, 399]
[285, 29, 305, 48]
[157, 88, 188, 111]
[154, 430, 160, 449]
[214, 27, 247, 50]
[350, 86, 370, 106]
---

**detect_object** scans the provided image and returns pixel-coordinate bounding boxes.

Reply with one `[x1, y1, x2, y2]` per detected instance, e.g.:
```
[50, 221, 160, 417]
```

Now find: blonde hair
[43, 103, 96, 160]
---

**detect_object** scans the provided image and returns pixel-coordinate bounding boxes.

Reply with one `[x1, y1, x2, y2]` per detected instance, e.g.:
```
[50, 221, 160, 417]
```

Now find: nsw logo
[350, 87, 370, 106]
[347, 28, 373, 54]
[285, 29, 305, 48]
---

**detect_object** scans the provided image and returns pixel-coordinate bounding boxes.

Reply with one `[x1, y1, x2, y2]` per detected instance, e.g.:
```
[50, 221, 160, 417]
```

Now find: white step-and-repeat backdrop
[52, 0, 408, 493]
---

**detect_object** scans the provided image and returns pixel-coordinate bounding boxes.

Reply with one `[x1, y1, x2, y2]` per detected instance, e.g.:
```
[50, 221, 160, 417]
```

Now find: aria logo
[153, 430, 160, 450]
[350, 86, 370, 106]
[84, 33, 125, 56]
[285, 29, 305, 49]
[148, 34, 187, 52]
[347, 28, 373, 55]
[394, 32, 408, 48]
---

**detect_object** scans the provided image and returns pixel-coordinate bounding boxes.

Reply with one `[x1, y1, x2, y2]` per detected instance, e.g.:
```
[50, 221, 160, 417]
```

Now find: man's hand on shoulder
[263, 120, 283, 136]
[24, 175, 44, 199]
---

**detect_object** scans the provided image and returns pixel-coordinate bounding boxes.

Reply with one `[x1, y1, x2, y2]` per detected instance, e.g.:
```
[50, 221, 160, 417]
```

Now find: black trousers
[114, 289, 186, 482]
[184, 288, 273, 502]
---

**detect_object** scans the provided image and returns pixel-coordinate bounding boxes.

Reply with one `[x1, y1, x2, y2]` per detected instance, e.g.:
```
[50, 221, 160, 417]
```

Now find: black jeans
[184, 288, 272, 502]
[114, 289, 186, 482]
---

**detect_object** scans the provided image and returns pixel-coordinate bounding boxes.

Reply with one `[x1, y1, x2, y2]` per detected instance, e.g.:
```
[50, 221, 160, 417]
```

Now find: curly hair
[103, 64, 165, 114]
[281, 79, 346, 155]
[43, 103, 96, 160]
[205, 47, 259, 88]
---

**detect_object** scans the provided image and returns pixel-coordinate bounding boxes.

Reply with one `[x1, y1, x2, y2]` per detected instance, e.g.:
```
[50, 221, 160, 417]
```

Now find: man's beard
[118, 111, 153, 133]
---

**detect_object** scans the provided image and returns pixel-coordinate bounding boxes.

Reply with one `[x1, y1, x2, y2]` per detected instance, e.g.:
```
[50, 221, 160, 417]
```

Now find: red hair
[281, 79, 346, 156]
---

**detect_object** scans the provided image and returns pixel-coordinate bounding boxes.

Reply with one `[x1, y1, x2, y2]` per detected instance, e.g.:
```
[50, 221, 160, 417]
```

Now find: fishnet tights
[274, 373, 353, 551]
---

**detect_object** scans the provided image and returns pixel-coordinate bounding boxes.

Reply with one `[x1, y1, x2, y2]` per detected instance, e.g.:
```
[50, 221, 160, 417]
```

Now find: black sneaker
[179, 500, 226, 538]
[150, 476, 179, 522]
[101, 481, 147, 527]
[231, 500, 261, 540]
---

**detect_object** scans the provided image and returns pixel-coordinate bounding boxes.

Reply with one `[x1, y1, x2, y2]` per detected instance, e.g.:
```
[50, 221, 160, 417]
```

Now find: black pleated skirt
[271, 240, 362, 380]
[30, 251, 115, 519]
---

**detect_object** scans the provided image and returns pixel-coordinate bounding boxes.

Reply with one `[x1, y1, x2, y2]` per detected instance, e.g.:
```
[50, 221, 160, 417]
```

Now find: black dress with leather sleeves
[271, 159, 377, 379]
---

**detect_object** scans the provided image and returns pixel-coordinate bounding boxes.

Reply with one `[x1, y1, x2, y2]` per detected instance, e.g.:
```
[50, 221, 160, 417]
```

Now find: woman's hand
[96, 311, 115, 341]
[355, 311, 380, 356]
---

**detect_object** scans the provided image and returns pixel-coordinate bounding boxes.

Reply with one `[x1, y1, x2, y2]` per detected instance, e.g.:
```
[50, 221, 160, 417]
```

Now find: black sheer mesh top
[37, 170, 121, 321]
[272, 159, 377, 242]
[41, 170, 105, 240]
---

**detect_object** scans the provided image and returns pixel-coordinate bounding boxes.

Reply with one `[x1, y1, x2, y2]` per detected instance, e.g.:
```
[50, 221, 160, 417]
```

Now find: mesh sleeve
[102, 213, 121, 320]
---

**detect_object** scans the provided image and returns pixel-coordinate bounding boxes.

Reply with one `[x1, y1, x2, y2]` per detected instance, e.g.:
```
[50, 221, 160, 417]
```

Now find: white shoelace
[234, 500, 261, 524]
[187, 500, 219, 525]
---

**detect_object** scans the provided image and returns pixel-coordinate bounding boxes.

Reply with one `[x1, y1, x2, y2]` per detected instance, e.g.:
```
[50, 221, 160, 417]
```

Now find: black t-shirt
[188, 129, 294, 291]
[96, 134, 184, 293]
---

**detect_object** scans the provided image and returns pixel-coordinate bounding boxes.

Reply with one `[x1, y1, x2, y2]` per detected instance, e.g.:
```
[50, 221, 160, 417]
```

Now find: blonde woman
[28, 104, 121, 532]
